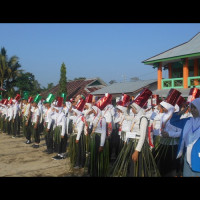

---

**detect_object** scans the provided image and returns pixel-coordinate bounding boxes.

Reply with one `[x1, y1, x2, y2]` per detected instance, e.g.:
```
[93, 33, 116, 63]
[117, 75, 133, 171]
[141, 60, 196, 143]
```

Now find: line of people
[0, 87, 200, 177]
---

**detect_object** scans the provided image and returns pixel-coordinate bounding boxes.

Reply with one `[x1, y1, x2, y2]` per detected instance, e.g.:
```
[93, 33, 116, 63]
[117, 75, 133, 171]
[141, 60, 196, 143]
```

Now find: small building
[41, 77, 107, 100]
[91, 79, 157, 104]
[142, 32, 200, 97]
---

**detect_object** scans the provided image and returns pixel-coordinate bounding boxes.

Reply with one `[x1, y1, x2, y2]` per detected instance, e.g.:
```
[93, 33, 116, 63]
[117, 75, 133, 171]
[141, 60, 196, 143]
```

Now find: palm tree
[0, 47, 22, 97]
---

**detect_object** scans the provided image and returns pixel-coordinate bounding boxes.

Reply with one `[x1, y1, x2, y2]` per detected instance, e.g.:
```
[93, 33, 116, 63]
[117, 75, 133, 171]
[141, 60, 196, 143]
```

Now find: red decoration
[151, 94, 159, 106]
[133, 88, 152, 108]
[165, 89, 181, 106]
[28, 97, 34, 103]
[3, 99, 8, 105]
[95, 93, 112, 110]
[56, 97, 64, 107]
[15, 94, 21, 101]
[117, 94, 130, 106]
[76, 98, 86, 111]
[85, 94, 93, 103]
[176, 96, 186, 107]
[187, 88, 200, 102]
[8, 98, 13, 105]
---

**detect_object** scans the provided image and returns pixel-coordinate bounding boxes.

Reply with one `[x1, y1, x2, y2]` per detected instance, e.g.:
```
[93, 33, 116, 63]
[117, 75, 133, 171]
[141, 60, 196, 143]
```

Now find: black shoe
[52, 155, 64, 160]
[47, 150, 53, 154]
[25, 140, 31, 144]
[33, 144, 39, 148]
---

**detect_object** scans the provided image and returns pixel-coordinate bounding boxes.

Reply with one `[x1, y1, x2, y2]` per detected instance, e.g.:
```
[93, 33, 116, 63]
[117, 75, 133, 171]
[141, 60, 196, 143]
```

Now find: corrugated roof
[153, 88, 191, 98]
[143, 32, 200, 64]
[91, 79, 157, 95]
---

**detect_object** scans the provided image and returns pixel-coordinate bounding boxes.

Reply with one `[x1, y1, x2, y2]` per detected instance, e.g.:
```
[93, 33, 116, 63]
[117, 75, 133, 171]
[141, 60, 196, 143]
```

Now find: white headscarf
[160, 101, 175, 127]
[183, 98, 200, 147]
[91, 105, 102, 125]
[130, 102, 145, 122]
[116, 105, 127, 114]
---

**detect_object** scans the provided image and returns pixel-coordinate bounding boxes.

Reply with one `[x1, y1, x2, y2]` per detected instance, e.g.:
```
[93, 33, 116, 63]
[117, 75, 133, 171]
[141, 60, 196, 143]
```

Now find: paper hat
[69, 98, 75, 103]
[165, 89, 181, 106]
[3, 99, 8, 105]
[187, 88, 200, 103]
[75, 97, 86, 111]
[85, 94, 93, 103]
[151, 94, 159, 107]
[8, 98, 13, 105]
[95, 93, 112, 110]
[176, 96, 186, 107]
[22, 91, 29, 100]
[117, 94, 130, 107]
[28, 97, 34, 103]
[14, 94, 21, 101]
[33, 94, 42, 104]
[61, 93, 67, 102]
[132, 88, 152, 108]
[44, 93, 55, 104]
[56, 97, 64, 107]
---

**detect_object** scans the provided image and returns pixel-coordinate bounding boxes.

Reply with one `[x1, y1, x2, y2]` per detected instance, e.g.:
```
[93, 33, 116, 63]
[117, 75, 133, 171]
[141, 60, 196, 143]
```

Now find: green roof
[143, 32, 200, 65]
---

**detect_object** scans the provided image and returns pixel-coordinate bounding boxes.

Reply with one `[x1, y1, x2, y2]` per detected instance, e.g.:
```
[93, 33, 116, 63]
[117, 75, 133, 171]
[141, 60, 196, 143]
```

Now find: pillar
[183, 58, 189, 89]
[157, 62, 162, 90]
[168, 63, 172, 78]
[194, 59, 199, 86]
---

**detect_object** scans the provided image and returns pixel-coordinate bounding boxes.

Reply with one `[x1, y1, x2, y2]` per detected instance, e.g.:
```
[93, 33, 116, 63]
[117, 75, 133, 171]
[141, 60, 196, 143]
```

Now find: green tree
[58, 62, 67, 96]
[0, 47, 21, 97]
[15, 72, 35, 95]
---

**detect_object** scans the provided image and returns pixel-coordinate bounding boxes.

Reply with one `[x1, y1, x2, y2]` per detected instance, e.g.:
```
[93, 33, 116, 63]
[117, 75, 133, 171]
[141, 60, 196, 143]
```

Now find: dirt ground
[0, 132, 85, 177]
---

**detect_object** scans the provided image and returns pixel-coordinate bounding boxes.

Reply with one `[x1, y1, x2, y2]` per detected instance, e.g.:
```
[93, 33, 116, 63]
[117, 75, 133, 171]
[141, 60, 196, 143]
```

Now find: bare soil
[0, 132, 85, 177]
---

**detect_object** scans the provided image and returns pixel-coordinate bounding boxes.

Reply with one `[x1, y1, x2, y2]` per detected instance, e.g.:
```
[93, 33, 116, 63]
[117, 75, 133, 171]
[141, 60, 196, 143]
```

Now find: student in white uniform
[43, 93, 55, 154]
[31, 94, 42, 148]
[52, 99, 67, 160]
[172, 98, 200, 177]
[7, 99, 14, 136]
[24, 97, 33, 144]
[110, 88, 160, 177]
[153, 89, 182, 177]
[12, 94, 21, 138]
[68, 107, 85, 168]
[87, 105, 109, 177]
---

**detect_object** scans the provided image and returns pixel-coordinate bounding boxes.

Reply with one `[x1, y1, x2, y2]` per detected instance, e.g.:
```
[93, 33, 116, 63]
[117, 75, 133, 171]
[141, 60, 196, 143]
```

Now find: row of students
[1, 87, 200, 177]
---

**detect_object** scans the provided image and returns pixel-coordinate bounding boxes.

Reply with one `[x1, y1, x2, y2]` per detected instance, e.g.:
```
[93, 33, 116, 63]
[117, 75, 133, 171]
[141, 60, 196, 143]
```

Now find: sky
[0, 23, 200, 88]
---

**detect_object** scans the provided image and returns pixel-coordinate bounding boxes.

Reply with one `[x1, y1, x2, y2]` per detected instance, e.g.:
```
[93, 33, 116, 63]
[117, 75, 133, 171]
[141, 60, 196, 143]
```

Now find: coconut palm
[0, 47, 22, 97]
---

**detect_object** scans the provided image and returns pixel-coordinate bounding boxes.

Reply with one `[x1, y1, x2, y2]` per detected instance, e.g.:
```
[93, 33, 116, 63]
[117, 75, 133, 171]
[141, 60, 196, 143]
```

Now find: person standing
[110, 88, 160, 177]
[153, 89, 182, 177]
[31, 94, 42, 148]
[12, 94, 21, 138]
[43, 93, 55, 154]
[87, 105, 109, 177]
[52, 97, 67, 160]
[24, 97, 33, 144]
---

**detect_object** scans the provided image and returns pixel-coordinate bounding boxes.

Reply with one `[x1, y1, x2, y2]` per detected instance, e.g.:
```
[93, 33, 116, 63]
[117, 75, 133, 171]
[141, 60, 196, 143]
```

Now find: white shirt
[31, 107, 40, 124]
[54, 112, 66, 136]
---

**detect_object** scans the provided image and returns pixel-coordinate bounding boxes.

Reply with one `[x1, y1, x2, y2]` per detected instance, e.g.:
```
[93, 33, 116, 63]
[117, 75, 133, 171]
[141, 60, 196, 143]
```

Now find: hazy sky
[0, 23, 200, 87]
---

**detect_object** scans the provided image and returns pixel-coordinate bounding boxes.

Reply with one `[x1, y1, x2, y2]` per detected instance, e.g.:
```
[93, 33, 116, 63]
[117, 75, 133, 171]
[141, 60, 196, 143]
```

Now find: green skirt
[109, 138, 160, 177]
[88, 132, 109, 177]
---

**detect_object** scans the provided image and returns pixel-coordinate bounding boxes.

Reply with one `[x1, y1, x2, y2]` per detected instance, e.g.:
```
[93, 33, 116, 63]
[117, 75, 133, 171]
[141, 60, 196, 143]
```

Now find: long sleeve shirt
[13, 102, 19, 119]
[55, 112, 66, 136]
[31, 107, 40, 124]
[127, 116, 148, 152]
[92, 116, 107, 147]
[7, 106, 14, 121]
[69, 115, 84, 140]
[44, 108, 54, 129]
